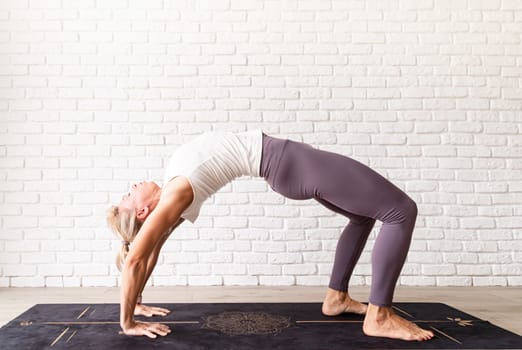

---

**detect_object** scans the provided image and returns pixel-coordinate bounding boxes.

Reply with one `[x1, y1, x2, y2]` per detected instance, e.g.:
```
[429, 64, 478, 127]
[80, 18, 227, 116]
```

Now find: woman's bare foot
[363, 303, 434, 341]
[322, 288, 368, 316]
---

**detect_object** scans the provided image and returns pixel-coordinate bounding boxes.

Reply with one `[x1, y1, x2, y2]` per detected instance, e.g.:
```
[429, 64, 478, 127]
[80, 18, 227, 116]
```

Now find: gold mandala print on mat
[204, 311, 292, 336]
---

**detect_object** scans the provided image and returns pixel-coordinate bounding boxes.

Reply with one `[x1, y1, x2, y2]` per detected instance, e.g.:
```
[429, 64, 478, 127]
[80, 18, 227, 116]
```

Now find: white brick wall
[0, 0, 521, 288]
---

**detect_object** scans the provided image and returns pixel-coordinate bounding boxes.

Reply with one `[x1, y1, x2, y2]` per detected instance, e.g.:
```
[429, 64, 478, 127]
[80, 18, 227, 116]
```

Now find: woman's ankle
[366, 303, 393, 321]
[326, 288, 348, 301]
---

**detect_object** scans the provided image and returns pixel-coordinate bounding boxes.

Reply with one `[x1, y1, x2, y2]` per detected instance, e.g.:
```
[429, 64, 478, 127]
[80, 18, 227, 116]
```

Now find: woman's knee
[399, 197, 418, 233]
[382, 195, 417, 225]
[402, 197, 418, 219]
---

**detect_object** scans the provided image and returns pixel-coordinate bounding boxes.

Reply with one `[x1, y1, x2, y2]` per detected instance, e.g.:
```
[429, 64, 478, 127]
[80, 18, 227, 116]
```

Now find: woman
[107, 129, 434, 341]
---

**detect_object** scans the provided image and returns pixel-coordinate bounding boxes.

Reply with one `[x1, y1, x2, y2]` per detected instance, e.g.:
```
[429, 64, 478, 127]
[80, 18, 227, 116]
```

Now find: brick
[296, 276, 329, 286]
[224, 276, 258, 286]
[213, 264, 246, 275]
[198, 252, 233, 263]
[40, 264, 74, 276]
[164, 253, 198, 264]
[234, 252, 267, 264]
[400, 276, 436, 286]
[0, 253, 20, 264]
[74, 264, 108, 276]
[11, 277, 45, 287]
[473, 276, 507, 286]
[259, 276, 295, 286]
[3, 264, 37, 277]
[436, 277, 472, 286]
[6, 241, 39, 252]
[421, 264, 456, 275]
[82, 277, 117, 287]
[252, 241, 286, 253]
[181, 241, 216, 252]
[282, 264, 317, 275]
[188, 276, 222, 286]
[151, 276, 187, 286]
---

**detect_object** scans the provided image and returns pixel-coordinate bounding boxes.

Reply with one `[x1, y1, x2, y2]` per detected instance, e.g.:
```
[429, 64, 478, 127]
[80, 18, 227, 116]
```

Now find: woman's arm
[134, 219, 185, 317]
[139, 218, 185, 300]
[120, 177, 192, 338]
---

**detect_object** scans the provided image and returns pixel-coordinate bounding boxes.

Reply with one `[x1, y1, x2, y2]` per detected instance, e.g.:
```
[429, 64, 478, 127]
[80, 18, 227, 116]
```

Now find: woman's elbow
[124, 255, 147, 273]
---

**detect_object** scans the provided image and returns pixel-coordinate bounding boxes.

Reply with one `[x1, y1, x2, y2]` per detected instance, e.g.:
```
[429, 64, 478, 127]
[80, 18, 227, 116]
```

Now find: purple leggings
[259, 134, 417, 307]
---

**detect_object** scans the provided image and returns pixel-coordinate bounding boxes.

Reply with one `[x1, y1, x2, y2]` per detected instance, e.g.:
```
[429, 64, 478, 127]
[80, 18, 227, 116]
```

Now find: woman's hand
[121, 320, 171, 338]
[134, 303, 171, 317]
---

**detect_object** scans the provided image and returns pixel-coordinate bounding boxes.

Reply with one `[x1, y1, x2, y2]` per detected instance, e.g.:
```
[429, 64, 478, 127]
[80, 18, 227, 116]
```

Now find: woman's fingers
[155, 323, 171, 335]
[123, 321, 171, 338]
[135, 304, 171, 317]
[151, 306, 170, 315]
[143, 306, 169, 317]
[143, 329, 157, 339]
[144, 322, 171, 337]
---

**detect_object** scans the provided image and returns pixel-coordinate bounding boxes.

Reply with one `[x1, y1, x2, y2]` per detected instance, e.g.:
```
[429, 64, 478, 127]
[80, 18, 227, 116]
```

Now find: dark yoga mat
[0, 302, 520, 349]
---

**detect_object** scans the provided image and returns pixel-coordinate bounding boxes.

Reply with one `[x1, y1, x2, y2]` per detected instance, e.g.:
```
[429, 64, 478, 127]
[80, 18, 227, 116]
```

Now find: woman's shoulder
[161, 176, 194, 205]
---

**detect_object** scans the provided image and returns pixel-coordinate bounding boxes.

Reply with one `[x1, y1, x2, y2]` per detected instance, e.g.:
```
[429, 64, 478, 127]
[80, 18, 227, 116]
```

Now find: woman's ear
[136, 206, 150, 222]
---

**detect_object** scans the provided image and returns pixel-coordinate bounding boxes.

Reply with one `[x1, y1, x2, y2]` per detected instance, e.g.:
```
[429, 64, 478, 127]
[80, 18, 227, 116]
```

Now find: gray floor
[0, 286, 520, 336]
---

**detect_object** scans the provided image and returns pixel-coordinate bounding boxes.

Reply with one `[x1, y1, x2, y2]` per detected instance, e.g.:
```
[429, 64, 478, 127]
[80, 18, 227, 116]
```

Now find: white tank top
[163, 129, 263, 223]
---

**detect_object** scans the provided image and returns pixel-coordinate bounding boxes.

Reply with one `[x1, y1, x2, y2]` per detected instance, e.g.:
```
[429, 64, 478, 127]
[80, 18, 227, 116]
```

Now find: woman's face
[118, 181, 160, 213]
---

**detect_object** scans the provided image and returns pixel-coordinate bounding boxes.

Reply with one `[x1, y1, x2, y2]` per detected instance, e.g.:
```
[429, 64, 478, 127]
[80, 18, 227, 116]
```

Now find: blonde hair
[106, 205, 143, 271]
